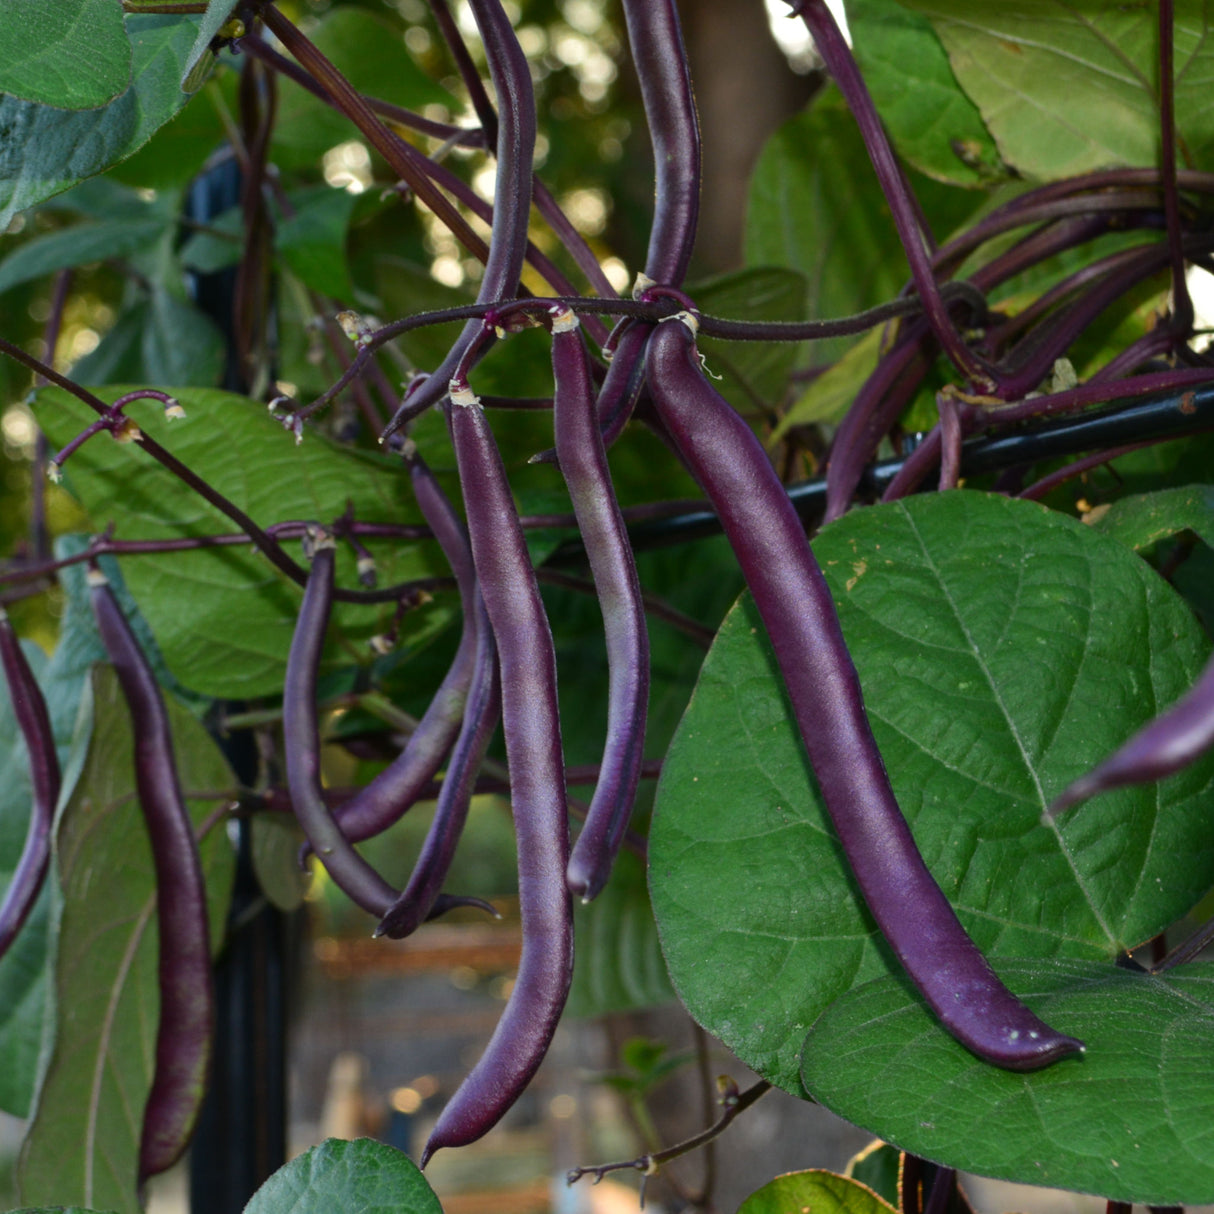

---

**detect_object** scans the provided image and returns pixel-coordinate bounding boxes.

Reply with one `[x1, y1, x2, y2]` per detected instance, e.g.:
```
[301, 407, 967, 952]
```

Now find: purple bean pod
[0, 608, 59, 960]
[327, 444, 480, 846]
[283, 532, 399, 916]
[550, 307, 650, 900]
[1050, 652, 1214, 816]
[376, 591, 500, 938]
[87, 569, 215, 1179]
[422, 383, 573, 1162]
[381, 0, 536, 440]
[645, 313, 1083, 1071]
[595, 319, 654, 447]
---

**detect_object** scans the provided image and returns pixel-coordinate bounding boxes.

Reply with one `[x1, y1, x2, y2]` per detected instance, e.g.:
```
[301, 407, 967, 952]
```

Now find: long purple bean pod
[550, 306, 650, 900]
[646, 313, 1083, 1071]
[376, 592, 500, 938]
[283, 532, 399, 916]
[421, 382, 573, 1162]
[87, 569, 215, 1179]
[0, 608, 59, 960]
[1050, 653, 1214, 816]
[381, 0, 536, 440]
[327, 443, 480, 846]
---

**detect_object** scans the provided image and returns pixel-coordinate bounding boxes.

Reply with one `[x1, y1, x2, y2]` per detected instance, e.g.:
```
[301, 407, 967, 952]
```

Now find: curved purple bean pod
[87, 569, 215, 1179]
[284, 532, 399, 916]
[645, 313, 1083, 1071]
[327, 443, 480, 846]
[550, 307, 650, 900]
[381, 0, 536, 440]
[376, 591, 500, 939]
[0, 608, 59, 960]
[1049, 652, 1214, 817]
[422, 383, 573, 1162]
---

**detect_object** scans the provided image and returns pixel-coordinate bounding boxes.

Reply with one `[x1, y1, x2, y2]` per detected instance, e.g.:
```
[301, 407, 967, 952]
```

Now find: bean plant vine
[2, 0, 1214, 1211]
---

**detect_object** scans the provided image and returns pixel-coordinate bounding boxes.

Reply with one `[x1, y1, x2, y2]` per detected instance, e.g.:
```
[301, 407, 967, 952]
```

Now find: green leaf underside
[649, 491, 1214, 1094]
[739, 1168, 898, 1214]
[846, 0, 1003, 186]
[0, 0, 130, 110]
[18, 666, 235, 1214]
[0, 218, 170, 296]
[900, 1, 1214, 180]
[243, 1138, 443, 1214]
[801, 958, 1214, 1204]
[0, 16, 200, 227]
[1091, 483, 1214, 551]
[178, 0, 238, 90]
[34, 387, 450, 699]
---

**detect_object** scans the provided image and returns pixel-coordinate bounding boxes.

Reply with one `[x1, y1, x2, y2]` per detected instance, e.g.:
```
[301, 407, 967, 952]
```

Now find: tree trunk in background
[680, 0, 819, 275]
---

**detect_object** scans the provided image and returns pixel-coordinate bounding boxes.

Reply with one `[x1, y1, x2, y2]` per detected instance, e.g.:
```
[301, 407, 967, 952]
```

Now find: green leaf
[694, 267, 807, 414]
[0, 15, 201, 227]
[18, 665, 235, 1214]
[243, 1137, 443, 1214]
[178, 0, 238, 91]
[846, 1141, 901, 1208]
[649, 492, 1214, 1093]
[568, 850, 675, 1017]
[271, 7, 453, 170]
[744, 90, 980, 366]
[0, 0, 130, 110]
[739, 1168, 897, 1214]
[899, 1, 1214, 180]
[179, 205, 242, 274]
[250, 813, 309, 913]
[276, 186, 360, 302]
[139, 288, 226, 387]
[773, 327, 881, 439]
[1091, 483, 1214, 551]
[0, 218, 169, 295]
[11, 1207, 118, 1213]
[845, 0, 1004, 186]
[801, 958, 1214, 1204]
[33, 386, 450, 698]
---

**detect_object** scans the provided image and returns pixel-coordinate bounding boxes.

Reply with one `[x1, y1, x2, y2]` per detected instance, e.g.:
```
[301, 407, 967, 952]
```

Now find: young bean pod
[382, 0, 536, 439]
[1050, 652, 1214, 816]
[550, 307, 650, 900]
[421, 383, 573, 1162]
[88, 569, 215, 1178]
[0, 608, 59, 960]
[283, 531, 399, 916]
[645, 313, 1083, 1071]
[376, 591, 500, 939]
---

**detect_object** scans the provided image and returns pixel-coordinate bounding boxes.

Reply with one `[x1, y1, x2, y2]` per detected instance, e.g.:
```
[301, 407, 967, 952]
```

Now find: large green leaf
[739, 1168, 897, 1214]
[33, 386, 450, 699]
[0, 0, 130, 110]
[845, 0, 1005, 186]
[244, 1138, 442, 1214]
[649, 492, 1214, 1093]
[900, 1, 1214, 180]
[0, 15, 201, 226]
[1091, 483, 1214, 551]
[17, 665, 235, 1214]
[178, 0, 238, 90]
[276, 186, 360, 302]
[744, 91, 979, 366]
[801, 958, 1214, 1204]
[0, 218, 170, 295]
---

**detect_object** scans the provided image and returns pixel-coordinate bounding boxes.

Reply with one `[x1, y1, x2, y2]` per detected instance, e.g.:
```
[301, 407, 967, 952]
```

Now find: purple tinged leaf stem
[381, 0, 537, 440]
[1049, 651, 1214, 817]
[87, 569, 214, 1180]
[283, 532, 399, 916]
[646, 312, 1083, 1071]
[0, 610, 59, 960]
[790, 0, 989, 384]
[550, 306, 650, 900]
[423, 384, 572, 1161]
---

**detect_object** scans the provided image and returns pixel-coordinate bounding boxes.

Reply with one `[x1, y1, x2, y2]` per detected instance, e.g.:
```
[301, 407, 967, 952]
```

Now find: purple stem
[550, 307, 650, 900]
[382, 0, 536, 439]
[646, 312, 1082, 1070]
[88, 570, 214, 1179]
[423, 384, 572, 1161]
[0, 610, 59, 960]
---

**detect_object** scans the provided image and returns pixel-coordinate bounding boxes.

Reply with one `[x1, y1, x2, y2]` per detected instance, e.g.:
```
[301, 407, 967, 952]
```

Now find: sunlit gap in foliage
[1186, 265, 1214, 352]
[765, 0, 849, 72]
